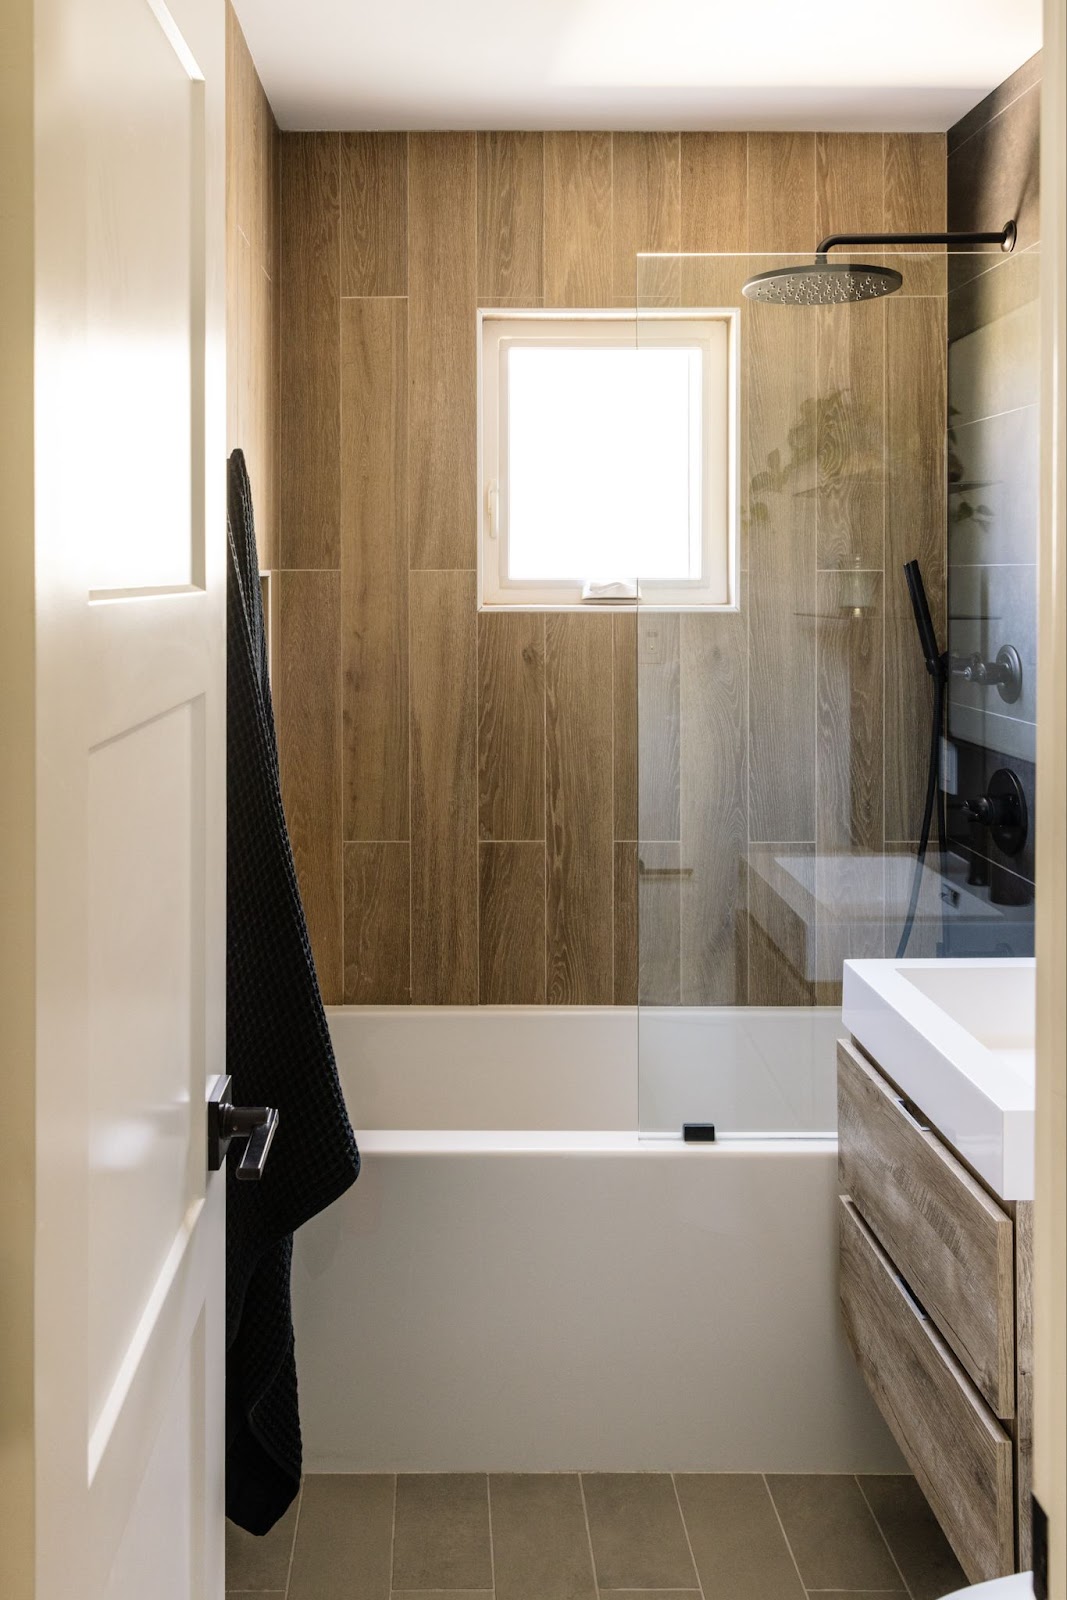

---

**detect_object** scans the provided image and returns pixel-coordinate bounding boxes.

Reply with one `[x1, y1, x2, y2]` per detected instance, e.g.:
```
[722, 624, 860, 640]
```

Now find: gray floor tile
[675, 1473, 806, 1600]
[287, 1474, 394, 1600]
[765, 1474, 902, 1592]
[859, 1474, 970, 1600]
[392, 1474, 493, 1592]
[225, 1495, 300, 1591]
[597, 1592, 702, 1598]
[490, 1474, 597, 1600]
[390, 1593, 493, 1598]
[581, 1474, 697, 1592]
[812, 1592, 908, 1598]
[226, 1593, 287, 1598]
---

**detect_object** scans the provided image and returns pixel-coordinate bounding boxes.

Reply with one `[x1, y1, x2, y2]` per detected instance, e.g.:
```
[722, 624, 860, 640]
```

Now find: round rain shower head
[742, 261, 904, 306]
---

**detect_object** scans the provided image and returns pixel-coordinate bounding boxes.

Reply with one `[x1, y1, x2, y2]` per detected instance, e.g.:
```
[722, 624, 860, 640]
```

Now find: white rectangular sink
[842, 958, 1035, 1201]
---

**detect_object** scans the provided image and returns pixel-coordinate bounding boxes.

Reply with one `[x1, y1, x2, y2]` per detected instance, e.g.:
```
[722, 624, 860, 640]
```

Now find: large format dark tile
[225, 1497, 300, 1592]
[949, 405, 1039, 568]
[859, 1474, 970, 1600]
[287, 1475, 394, 1600]
[766, 1474, 902, 1592]
[948, 290, 1040, 427]
[948, 52, 1042, 154]
[581, 1474, 697, 1592]
[392, 1474, 493, 1592]
[674, 1474, 805, 1600]
[949, 81, 1040, 274]
[490, 1475, 596, 1600]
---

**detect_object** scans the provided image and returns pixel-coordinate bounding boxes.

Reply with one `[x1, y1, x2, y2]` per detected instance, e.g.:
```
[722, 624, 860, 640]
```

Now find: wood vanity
[838, 1035, 1033, 1584]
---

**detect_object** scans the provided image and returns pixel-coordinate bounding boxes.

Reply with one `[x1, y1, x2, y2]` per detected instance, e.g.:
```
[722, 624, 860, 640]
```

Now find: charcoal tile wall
[946, 54, 1042, 950]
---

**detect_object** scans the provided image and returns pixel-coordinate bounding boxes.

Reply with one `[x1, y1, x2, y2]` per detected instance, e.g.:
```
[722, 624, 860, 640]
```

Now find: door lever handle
[207, 1075, 279, 1180]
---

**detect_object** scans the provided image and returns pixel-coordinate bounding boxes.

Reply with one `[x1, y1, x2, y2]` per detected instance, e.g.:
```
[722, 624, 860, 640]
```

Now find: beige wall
[226, 0, 277, 570]
[0, 0, 38, 1587]
[272, 129, 946, 1007]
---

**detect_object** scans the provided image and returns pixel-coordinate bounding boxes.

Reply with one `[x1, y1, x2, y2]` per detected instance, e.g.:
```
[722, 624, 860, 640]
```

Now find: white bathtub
[292, 1006, 901, 1473]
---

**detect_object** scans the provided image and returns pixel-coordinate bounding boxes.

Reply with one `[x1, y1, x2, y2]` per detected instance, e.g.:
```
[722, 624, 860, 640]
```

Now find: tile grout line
[855, 1475, 915, 1600]
[760, 1473, 811, 1598]
[282, 1479, 304, 1600]
[578, 1472, 603, 1597]
[669, 1473, 707, 1600]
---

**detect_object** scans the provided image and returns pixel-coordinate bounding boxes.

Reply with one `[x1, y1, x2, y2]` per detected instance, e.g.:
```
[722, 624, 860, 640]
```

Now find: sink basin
[842, 958, 1035, 1201]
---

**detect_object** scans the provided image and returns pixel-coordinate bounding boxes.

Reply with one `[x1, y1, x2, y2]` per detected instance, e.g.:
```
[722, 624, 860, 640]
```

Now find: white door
[32, 0, 227, 1595]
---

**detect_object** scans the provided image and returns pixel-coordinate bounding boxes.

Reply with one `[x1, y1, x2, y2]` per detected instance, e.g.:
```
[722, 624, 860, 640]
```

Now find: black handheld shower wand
[897, 560, 948, 959]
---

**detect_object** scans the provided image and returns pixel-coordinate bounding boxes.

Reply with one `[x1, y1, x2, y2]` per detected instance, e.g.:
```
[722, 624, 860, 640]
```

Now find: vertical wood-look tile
[479, 842, 546, 1003]
[613, 842, 638, 1005]
[637, 613, 680, 842]
[746, 295, 818, 842]
[545, 614, 614, 1003]
[816, 132, 885, 238]
[544, 132, 612, 308]
[341, 297, 409, 841]
[276, 570, 343, 1003]
[885, 133, 947, 295]
[477, 131, 544, 301]
[816, 300, 886, 571]
[408, 133, 477, 569]
[340, 132, 407, 296]
[816, 572, 886, 989]
[410, 569, 478, 1002]
[278, 132, 340, 568]
[638, 843, 682, 1004]
[612, 132, 680, 304]
[613, 611, 638, 841]
[343, 842, 411, 1003]
[747, 132, 816, 252]
[886, 296, 946, 841]
[680, 132, 748, 252]
[478, 611, 545, 841]
[679, 613, 748, 1005]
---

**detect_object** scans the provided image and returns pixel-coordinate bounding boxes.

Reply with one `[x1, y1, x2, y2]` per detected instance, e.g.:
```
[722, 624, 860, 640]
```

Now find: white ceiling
[235, 0, 1042, 132]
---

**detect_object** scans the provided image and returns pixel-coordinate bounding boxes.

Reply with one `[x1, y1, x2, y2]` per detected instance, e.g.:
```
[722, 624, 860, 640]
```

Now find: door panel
[33, 0, 226, 1594]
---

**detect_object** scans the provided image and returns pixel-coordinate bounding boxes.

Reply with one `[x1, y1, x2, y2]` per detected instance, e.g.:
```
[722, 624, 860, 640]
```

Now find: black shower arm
[816, 221, 1016, 261]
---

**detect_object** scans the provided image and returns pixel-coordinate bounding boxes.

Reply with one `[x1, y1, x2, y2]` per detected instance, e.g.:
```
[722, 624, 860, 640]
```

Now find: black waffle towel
[225, 449, 360, 1534]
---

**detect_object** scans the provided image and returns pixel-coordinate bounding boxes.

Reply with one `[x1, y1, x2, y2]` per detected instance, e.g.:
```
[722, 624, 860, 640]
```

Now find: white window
[478, 309, 738, 610]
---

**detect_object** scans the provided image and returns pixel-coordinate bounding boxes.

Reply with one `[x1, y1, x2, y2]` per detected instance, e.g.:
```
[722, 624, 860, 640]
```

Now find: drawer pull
[897, 1095, 932, 1134]
[897, 1271, 929, 1322]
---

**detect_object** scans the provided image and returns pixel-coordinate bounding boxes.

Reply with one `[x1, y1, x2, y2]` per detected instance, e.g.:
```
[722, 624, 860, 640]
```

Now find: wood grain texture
[679, 613, 747, 1005]
[544, 132, 612, 307]
[744, 909, 814, 1007]
[278, 133, 340, 568]
[477, 132, 544, 301]
[637, 613, 680, 842]
[408, 133, 477, 569]
[747, 133, 816, 252]
[340, 132, 407, 296]
[545, 614, 614, 1004]
[816, 133, 885, 238]
[839, 1039, 1016, 1416]
[612, 611, 638, 841]
[477, 611, 544, 842]
[680, 132, 747, 253]
[816, 300, 886, 571]
[746, 295, 818, 841]
[613, 841, 638, 1005]
[885, 295, 946, 840]
[885, 133, 947, 296]
[410, 570, 478, 1003]
[478, 842, 545, 1003]
[816, 577, 885, 988]
[612, 132, 680, 304]
[276, 571, 343, 1003]
[638, 843, 682, 1004]
[341, 297, 408, 841]
[1013, 1199, 1034, 1569]
[839, 1197, 1015, 1585]
[343, 842, 411, 1002]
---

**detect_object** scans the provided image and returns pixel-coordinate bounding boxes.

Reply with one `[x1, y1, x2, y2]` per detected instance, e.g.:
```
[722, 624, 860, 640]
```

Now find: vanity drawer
[837, 1038, 1015, 1416]
[839, 1197, 1015, 1583]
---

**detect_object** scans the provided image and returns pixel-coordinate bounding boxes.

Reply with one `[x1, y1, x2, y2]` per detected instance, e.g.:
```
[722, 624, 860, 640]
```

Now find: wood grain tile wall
[273, 129, 946, 1006]
[226, 2, 277, 569]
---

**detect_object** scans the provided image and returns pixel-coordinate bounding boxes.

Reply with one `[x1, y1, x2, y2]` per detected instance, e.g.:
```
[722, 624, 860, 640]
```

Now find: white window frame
[477, 308, 740, 612]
